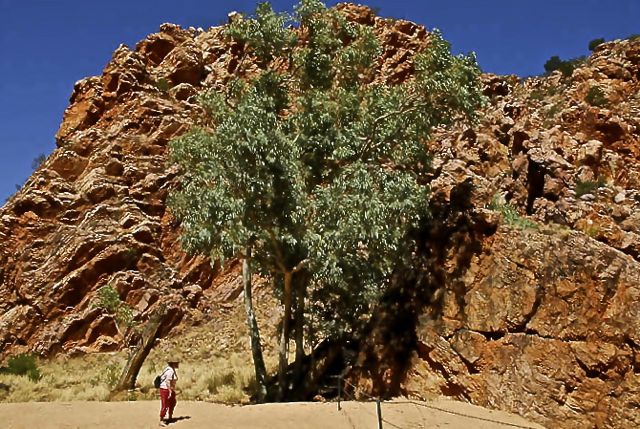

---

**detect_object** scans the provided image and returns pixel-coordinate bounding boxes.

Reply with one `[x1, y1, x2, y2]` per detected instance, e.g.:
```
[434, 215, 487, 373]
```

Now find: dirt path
[0, 398, 545, 429]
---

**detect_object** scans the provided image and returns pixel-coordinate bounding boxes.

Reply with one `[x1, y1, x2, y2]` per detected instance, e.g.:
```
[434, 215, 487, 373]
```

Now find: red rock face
[0, 24, 229, 357]
[0, 4, 432, 359]
[348, 35, 640, 428]
[404, 230, 640, 429]
[0, 4, 639, 428]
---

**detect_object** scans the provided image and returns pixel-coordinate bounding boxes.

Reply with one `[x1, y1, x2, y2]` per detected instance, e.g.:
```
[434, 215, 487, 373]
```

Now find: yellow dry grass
[0, 301, 280, 404]
[0, 353, 119, 402]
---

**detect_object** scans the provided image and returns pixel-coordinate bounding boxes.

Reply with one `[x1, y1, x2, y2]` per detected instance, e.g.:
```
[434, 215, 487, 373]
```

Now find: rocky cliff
[350, 36, 640, 429]
[409, 45, 640, 426]
[0, 4, 638, 428]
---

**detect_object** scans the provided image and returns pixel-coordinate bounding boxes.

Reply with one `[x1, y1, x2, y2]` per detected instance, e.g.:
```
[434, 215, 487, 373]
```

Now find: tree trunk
[278, 270, 293, 400]
[243, 251, 267, 402]
[293, 272, 307, 384]
[116, 304, 167, 391]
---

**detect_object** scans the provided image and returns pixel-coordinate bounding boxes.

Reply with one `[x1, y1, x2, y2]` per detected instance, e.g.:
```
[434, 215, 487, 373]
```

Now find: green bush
[94, 285, 122, 314]
[543, 102, 564, 127]
[584, 224, 600, 238]
[93, 285, 135, 330]
[488, 195, 538, 230]
[154, 77, 171, 92]
[529, 84, 561, 102]
[585, 86, 608, 107]
[575, 176, 606, 197]
[124, 248, 139, 268]
[544, 55, 586, 77]
[31, 153, 47, 170]
[588, 38, 605, 51]
[545, 102, 563, 118]
[529, 89, 545, 101]
[2, 353, 41, 382]
[544, 56, 562, 74]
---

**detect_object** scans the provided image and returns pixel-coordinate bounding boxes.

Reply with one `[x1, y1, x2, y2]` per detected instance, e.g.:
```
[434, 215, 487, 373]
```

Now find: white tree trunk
[243, 252, 268, 401]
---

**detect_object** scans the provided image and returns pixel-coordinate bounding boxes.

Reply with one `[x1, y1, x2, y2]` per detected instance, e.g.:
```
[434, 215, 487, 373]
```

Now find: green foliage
[588, 37, 605, 51]
[488, 195, 538, 230]
[585, 86, 608, 107]
[170, 0, 485, 345]
[31, 153, 47, 170]
[529, 83, 561, 102]
[575, 176, 606, 197]
[543, 55, 562, 74]
[225, 2, 297, 66]
[544, 101, 563, 120]
[545, 102, 563, 118]
[93, 285, 135, 330]
[529, 89, 545, 101]
[544, 55, 586, 77]
[124, 248, 139, 267]
[154, 77, 171, 92]
[94, 285, 122, 313]
[542, 101, 564, 127]
[583, 224, 600, 238]
[1, 353, 41, 382]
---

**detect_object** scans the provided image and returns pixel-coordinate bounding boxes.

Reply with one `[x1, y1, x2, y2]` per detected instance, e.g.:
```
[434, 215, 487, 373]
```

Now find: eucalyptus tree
[169, 0, 484, 400]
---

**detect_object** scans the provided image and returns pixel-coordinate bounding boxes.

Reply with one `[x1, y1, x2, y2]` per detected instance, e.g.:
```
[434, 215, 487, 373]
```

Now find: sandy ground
[0, 398, 545, 429]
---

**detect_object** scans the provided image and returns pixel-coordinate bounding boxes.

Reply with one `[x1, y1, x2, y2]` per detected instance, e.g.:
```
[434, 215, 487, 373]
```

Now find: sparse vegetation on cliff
[543, 54, 586, 77]
[93, 285, 135, 333]
[488, 195, 538, 230]
[585, 85, 608, 106]
[31, 153, 47, 170]
[588, 37, 605, 51]
[575, 176, 607, 197]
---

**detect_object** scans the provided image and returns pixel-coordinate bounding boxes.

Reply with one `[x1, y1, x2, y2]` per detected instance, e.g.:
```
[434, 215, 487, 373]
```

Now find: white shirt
[159, 366, 177, 390]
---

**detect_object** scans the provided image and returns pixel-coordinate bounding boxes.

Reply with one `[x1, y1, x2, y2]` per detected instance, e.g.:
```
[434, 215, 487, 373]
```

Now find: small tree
[588, 37, 605, 51]
[169, 0, 485, 400]
[544, 55, 585, 77]
[1, 353, 41, 382]
[93, 285, 135, 335]
[93, 285, 166, 392]
[31, 153, 47, 170]
[544, 55, 563, 74]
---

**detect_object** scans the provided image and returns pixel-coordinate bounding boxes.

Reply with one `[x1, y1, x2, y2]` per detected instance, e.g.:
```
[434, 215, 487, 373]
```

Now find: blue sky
[0, 0, 638, 203]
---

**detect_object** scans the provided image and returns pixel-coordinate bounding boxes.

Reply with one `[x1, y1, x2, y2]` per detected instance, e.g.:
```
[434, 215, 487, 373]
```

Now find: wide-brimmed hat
[167, 357, 180, 364]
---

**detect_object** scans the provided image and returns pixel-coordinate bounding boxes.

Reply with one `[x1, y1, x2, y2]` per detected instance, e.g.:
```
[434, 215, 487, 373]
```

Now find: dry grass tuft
[0, 353, 124, 402]
[0, 301, 280, 404]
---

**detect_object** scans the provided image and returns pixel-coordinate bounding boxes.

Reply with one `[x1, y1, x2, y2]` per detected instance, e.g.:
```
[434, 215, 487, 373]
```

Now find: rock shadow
[345, 178, 497, 398]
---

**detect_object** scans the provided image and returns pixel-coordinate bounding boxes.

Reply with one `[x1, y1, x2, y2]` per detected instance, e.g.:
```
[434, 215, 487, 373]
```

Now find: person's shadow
[166, 416, 191, 425]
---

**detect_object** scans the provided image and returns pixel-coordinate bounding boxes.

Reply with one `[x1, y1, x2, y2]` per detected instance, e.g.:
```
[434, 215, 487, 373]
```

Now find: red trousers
[159, 388, 177, 420]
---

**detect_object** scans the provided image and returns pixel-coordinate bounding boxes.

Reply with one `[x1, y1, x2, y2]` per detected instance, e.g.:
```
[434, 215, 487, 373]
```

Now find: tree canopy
[169, 0, 485, 399]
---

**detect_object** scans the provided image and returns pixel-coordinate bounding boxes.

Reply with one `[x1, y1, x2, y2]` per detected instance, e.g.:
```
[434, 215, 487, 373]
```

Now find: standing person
[159, 358, 179, 427]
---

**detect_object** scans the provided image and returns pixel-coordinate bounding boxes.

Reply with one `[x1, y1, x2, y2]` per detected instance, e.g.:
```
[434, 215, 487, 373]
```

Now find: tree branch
[358, 101, 426, 159]
[268, 228, 288, 273]
[292, 258, 310, 273]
